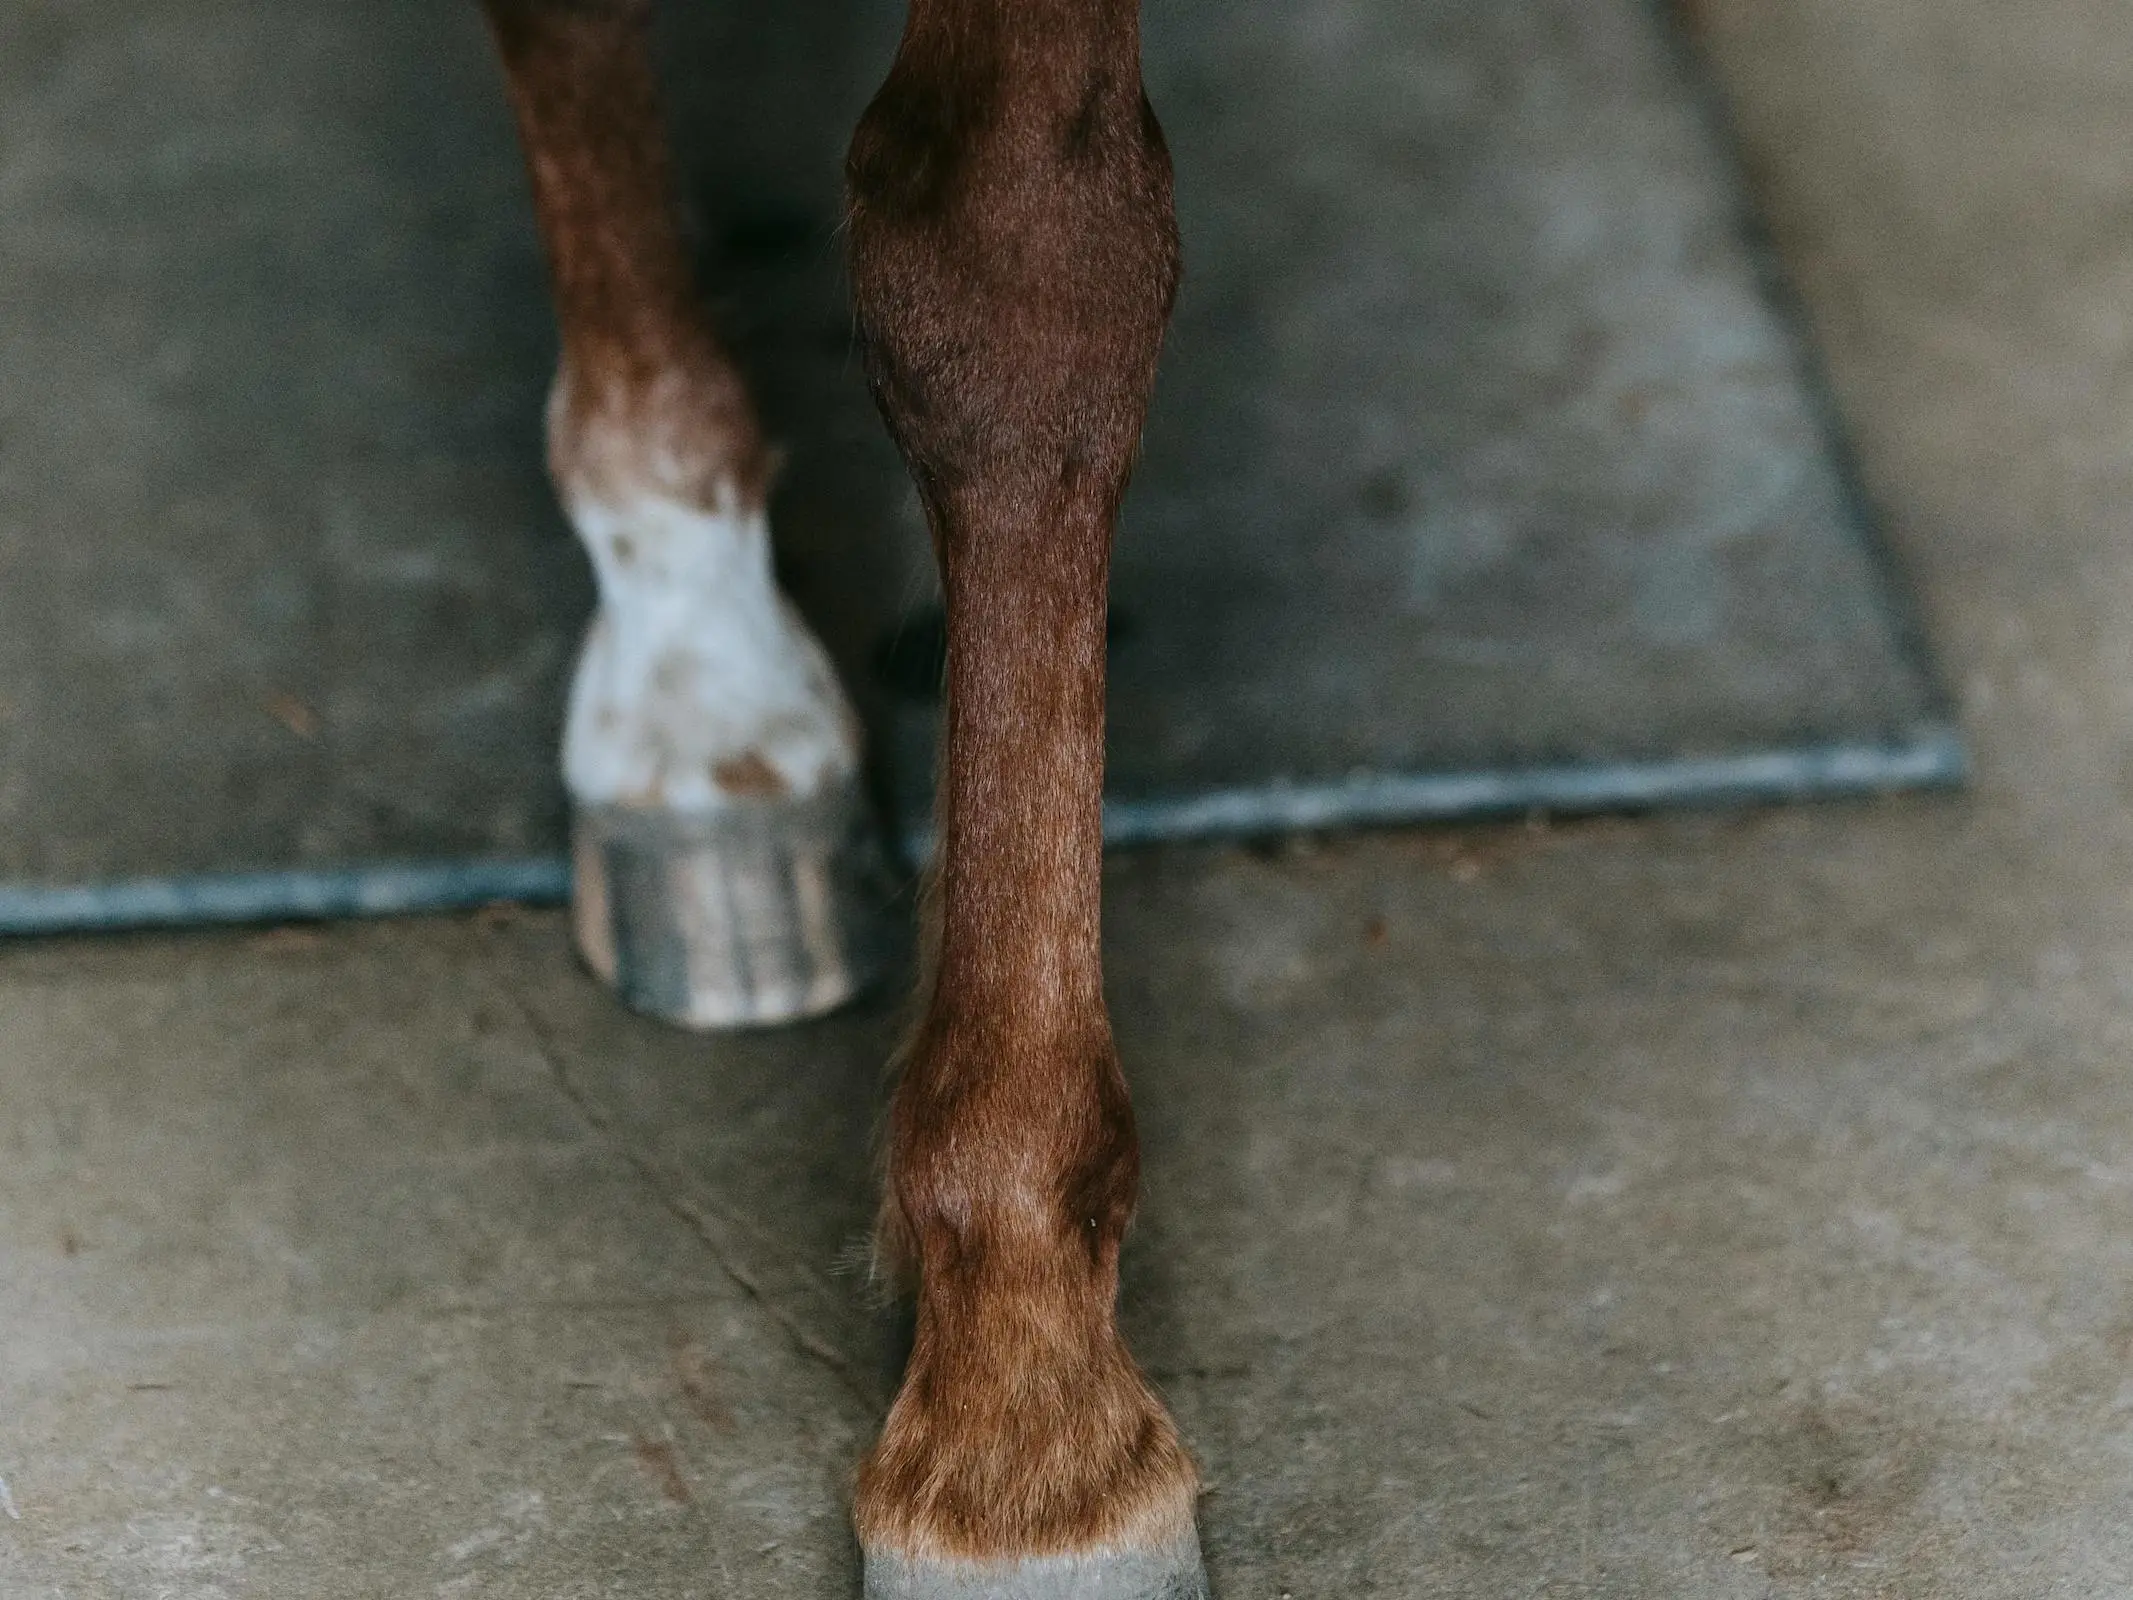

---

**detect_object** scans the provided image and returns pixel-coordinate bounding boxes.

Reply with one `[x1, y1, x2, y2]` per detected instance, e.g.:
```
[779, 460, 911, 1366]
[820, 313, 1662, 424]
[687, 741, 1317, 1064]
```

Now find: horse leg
[846, 1, 1204, 1593]
[482, 0, 883, 1028]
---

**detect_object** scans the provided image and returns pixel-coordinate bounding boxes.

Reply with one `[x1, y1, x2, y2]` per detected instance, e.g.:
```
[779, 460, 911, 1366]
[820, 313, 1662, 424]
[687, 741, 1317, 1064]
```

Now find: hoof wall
[571, 780, 892, 1030]
[863, 1535, 1209, 1600]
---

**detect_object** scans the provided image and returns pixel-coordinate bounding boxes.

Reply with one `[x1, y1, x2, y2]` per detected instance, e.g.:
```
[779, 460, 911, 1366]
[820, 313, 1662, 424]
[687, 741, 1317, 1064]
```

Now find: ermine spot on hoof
[862, 1532, 1209, 1600]
[713, 751, 790, 799]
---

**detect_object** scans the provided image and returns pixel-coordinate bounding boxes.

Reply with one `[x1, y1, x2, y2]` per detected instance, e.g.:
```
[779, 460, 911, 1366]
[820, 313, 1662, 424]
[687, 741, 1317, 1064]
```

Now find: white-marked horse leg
[483, 0, 885, 1026]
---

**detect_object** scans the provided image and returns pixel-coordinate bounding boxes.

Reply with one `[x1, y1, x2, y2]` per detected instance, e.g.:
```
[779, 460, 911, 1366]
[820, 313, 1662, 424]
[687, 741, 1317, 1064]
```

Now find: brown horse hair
[844, 0, 1198, 1559]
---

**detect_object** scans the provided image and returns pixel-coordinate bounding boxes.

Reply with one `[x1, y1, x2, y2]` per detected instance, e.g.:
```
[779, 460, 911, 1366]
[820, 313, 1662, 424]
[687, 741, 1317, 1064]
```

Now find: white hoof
[571, 778, 891, 1029]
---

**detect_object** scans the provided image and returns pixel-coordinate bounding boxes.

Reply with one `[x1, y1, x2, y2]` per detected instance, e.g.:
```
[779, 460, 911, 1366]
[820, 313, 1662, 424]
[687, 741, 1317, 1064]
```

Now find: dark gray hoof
[571, 779, 893, 1029]
[862, 1533, 1209, 1600]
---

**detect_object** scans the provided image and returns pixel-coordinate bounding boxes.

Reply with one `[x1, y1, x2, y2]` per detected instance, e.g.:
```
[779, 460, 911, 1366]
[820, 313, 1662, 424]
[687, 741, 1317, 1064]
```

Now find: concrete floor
[8, 0, 2133, 1593]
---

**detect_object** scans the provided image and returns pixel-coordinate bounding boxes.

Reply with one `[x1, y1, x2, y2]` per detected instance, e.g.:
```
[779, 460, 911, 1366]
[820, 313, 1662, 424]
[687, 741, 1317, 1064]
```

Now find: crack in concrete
[485, 964, 880, 1415]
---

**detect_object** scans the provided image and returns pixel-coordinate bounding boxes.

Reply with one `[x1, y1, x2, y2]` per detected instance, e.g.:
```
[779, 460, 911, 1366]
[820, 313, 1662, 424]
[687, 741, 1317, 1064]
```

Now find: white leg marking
[561, 488, 860, 812]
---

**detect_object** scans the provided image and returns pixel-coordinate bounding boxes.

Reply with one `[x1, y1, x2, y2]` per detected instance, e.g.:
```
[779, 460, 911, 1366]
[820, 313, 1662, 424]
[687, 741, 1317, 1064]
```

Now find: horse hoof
[570, 778, 893, 1029]
[862, 1535, 1210, 1600]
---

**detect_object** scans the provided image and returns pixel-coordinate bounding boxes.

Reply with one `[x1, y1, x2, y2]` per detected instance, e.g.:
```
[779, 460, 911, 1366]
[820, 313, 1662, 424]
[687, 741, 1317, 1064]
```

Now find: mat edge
[0, 726, 1965, 935]
[1091, 724, 1971, 851]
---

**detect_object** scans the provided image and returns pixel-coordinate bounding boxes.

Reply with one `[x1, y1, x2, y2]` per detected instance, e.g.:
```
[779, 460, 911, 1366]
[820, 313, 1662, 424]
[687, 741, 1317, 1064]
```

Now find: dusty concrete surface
[7, 0, 2133, 1594]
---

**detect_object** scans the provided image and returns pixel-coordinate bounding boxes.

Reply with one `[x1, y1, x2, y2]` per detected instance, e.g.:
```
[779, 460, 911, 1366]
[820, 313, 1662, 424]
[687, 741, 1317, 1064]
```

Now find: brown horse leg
[482, 0, 882, 1028]
[846, 1, 1203, 1593]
